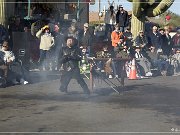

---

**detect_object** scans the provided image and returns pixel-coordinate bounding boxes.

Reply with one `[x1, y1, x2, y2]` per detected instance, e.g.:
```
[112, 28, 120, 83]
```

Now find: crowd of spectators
[0, 3, 180, 87]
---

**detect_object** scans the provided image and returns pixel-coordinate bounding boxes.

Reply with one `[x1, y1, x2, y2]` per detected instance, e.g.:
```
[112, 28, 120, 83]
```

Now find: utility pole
[77, 0, 80, 22]
[24, 0, 30, 20]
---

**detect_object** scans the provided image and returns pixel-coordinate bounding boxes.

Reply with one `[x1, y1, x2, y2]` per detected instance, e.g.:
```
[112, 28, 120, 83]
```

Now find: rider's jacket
[58, 45, 82, 71]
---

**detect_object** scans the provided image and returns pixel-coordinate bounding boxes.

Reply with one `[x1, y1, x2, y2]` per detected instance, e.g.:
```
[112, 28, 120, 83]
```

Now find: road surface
[0, 73, 180, 134]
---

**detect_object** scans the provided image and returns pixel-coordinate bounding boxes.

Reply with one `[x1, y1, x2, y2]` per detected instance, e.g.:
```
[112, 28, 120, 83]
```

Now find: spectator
[146, 46, 158, 68]
[159, 28, 165, 35]
[0, 24, 9, 47]
[0, 51, 8, 80]
[96, 45, 118, 78]
[8, 16, 27, 49]
[135, 30, 149, 54]
[9, 16, 26, 32]
[0, 41, 28, 85]
[148, 46, 169, 76]
[172, 29, 180, 53]
[80, 23, 94, 56]
[111, 24, 126, 55]
[104, 5, 116, 41]
[123, 27, 134, 57]
[134, 46, 152, 77]
[36, 25, 54, 70]
[65, 24, 79, 40]
[147, 26, 161, 51]
[156, 49, 169, 76]
[116, 5, 129, 32]
[79, 46, 90, 75]
[111, 24, 129, 78]
[51, 24, 65, 70]
[160, 29, 173, 56]
[123, 27, 133, 48]
[170, 49, 180, 76]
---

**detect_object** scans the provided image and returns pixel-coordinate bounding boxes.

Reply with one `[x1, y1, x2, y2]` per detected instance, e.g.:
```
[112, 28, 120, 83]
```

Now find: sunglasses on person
[2, 45, 8, 48]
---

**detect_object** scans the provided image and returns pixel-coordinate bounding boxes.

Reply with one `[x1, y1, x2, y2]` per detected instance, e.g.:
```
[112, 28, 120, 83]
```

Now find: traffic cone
[128, 58, 137, 80]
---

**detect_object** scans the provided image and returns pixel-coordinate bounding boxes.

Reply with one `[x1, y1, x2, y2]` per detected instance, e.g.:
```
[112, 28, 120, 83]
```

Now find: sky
[89, 0, 180, 15]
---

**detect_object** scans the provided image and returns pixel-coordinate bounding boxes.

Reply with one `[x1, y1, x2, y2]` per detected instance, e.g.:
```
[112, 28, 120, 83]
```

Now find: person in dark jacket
[123, 27, 134, 57]
[116, 5, 129, 32]
[0, 41, 28, 85]
[172, 29, 180, 52]
[51, 24, 65, 70]
[80, 23, 94, 56]
[147, 26, 161, 51]
[160, 29, 173, 56]
[58, 36, 90, 95]
[135, 30, 149, 54]
[0, 51, 8, 80]
[0, 24, 9, 47]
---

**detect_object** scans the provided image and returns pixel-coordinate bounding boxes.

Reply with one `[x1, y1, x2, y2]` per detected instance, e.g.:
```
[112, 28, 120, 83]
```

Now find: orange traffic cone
[128, 58, 137, 80]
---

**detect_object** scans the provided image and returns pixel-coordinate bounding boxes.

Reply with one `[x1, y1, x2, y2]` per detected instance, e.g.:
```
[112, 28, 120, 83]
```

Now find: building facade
[0, 0, 89, 27]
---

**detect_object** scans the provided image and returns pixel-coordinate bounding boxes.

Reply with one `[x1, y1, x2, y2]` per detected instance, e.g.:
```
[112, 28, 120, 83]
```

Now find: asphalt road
[0, 74, 180, 134]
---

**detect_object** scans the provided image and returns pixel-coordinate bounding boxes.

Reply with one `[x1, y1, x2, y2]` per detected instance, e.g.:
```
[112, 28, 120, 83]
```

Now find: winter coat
[80, 29, 94, 47]
[116, 10, 129, 27]
[58, 45, 82, 71]
[147, 32, 161, 49]
[36, 29, 54, 50]
[111, 30, 125, 47]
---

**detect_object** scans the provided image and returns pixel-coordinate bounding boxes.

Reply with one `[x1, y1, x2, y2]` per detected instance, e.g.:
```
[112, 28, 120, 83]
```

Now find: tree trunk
[131, 13, 145, 39]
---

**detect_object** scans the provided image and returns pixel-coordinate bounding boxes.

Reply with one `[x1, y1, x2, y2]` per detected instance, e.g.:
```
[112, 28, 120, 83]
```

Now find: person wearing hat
[36, 25, 54, 70]
[80, 23, 94, 56]
[116, 5, 129, 32]
[58, 36, 90, 95]
[104, 5, 116, 41]
[134, 45, 153, 77]
[135, 30, 148, 54]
